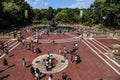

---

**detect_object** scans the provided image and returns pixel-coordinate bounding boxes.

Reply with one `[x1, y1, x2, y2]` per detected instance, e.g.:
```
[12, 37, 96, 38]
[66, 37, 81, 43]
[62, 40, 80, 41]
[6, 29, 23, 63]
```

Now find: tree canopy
[0, 0, 33, 28]
[90, 0, 120, 29]
[0, 0, 120, 29]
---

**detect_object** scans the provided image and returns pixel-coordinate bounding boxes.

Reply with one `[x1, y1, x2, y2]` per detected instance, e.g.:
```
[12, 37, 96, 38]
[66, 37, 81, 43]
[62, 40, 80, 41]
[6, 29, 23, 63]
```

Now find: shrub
[83, 21, 93, 27]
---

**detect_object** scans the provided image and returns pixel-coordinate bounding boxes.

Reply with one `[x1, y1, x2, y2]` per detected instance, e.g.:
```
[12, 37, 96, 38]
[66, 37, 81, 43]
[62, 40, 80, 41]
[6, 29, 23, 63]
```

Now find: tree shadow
[0, 74, 10, 80]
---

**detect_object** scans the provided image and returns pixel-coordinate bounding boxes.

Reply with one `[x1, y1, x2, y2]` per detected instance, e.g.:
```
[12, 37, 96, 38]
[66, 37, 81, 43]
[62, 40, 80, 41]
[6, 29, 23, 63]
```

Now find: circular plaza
[32, 54, 68, 74]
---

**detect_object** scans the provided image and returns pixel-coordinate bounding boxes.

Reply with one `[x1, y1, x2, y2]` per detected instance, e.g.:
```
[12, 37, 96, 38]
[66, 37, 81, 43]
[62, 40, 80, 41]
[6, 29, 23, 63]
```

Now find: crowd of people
[58, 43, 82, 64]
[30, 68, 70, 80]
[43, 52, 56, 71]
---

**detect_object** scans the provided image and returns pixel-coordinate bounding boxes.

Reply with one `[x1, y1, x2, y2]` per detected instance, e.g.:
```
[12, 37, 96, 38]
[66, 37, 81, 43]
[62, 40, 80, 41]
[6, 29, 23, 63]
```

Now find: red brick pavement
[0, 30, 120, 80]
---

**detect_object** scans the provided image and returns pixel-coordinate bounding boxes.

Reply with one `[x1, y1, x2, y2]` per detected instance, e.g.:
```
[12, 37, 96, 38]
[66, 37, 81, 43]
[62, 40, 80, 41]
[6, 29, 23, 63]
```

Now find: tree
[33, 9, 42, 24]
[0, 0, 33, 28]
[46, 6, 55, 20]
[2, 1, 20, 24]
[55, 9, 69, 23]
[90, 0, 120, 29]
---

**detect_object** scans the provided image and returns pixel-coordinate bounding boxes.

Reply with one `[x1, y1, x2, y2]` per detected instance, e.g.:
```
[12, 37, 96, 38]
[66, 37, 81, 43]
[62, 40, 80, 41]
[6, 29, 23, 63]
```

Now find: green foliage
[2, 2, 20, 24]
[32, 8, 80, 24]
[1, 0, 120, 30]
[97, 25, 108, 32]
[90, 0, 120, 29]
[3, 2, 20, 12]
[33, 9, 42, 20]
[96, 0, 106, 3]
[41, 19, 49, 24]
[83, 21, 93, 27]
[46, 7, 55, 20]
[33, 20, 41, 24]
[55, 9, 80, 23]
[55, 10, 68, 23]
[0, 0, 33, 28]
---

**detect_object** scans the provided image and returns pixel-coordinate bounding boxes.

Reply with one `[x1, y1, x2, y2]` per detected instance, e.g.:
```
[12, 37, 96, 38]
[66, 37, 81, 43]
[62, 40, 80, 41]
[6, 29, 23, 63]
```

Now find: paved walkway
[0, 27, 120, 80]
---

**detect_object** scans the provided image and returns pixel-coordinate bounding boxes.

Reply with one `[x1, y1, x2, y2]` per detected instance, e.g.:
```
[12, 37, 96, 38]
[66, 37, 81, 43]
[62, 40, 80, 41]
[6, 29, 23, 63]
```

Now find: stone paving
[32, 54, 68, 74]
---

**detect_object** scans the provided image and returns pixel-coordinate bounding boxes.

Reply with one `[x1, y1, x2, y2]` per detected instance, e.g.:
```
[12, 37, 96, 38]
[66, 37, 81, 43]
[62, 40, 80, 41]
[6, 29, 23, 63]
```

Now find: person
[30, 66, 35, 76]
[0, 42, 4, 51]
[36, 68, 40, 75]
[45, 60, 49, 71]
[33, 46, 36, 53]
[70, 55, 74, 63]
[36, 39, 39, 44]
[28, 43, 31, 50]
[62, 30, 65, 35]
[63, 52, 67, 60]
[75, 55, 81, 64]
[74, 43, 78, 49]
[50, 39, 55, 44]
[48, 74, 53, 80]
[3, 58, 8, 66]
[63, 46, 67, 52]
[22, 58, 26, 67]
[70, 50, 74, 55]
[78, 34, 83, 40]
[48, 51, 52, 58]
[42, 59, 46, 64]
[62, 72, 67, 80]
[4, 42, 8, 48]
[49, 58, 52, 66]
[58, 48, 62, 54]
[36, 68, 40, 80]
[31, 45, 35, 53]
[36, 47, 41, 54]
[22, 39, 25, 46]
[13, 31, 17, 38]
[75, 55, 77, 64]
[35, 70, 39, 80]
[4, 47, 9, 55]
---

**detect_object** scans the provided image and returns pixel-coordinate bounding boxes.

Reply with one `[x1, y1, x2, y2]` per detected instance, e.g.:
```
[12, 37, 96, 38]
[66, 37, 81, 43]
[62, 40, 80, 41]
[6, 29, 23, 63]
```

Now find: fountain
[32, 19, 76, 33]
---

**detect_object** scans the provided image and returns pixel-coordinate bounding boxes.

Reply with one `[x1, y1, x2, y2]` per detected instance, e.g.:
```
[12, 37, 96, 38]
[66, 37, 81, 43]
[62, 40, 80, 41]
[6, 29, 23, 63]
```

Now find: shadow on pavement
[9, 54, 15, 57]
[0, 74, 10, 80]
[26, 64, 31, 68]
[0, 70, 5, 73]
[8, 64, 16, 68]
[0, 64, 16, 73]
[40, 73, 47, 79]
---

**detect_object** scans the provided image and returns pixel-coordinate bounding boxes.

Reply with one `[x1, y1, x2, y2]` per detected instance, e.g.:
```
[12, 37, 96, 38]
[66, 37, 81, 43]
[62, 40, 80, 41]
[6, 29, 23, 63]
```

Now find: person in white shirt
[48, 74, 53, 80]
